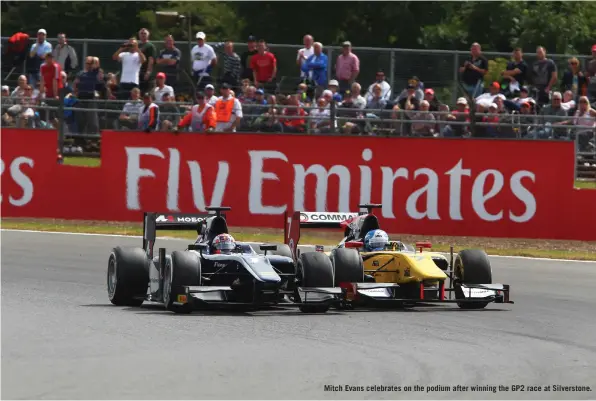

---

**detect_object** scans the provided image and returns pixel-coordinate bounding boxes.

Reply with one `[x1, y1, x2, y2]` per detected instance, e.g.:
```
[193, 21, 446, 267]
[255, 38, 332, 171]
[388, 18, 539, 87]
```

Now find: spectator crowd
[2, 28, 596, 154]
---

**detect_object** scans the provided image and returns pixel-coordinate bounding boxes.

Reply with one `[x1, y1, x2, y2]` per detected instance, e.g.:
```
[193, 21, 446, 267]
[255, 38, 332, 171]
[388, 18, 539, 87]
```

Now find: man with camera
[112, 38, 146, 100]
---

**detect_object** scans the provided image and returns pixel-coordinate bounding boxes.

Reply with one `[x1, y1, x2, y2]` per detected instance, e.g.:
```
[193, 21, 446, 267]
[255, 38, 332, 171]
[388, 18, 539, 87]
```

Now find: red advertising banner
[2, 128, 596, 240]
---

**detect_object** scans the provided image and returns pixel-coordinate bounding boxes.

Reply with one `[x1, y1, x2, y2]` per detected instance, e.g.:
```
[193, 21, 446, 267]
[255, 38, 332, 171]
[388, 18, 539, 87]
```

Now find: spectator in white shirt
[118, 88, 143, 129]
[365, 70, 392, 102]
[11, 75, 28, 99]
[52, 33, 79, 76]
[475, 81, 503, 108]
[296, 34, 314, 82]
[309, 97, 332, 133]
[112, 38, 146, 100]
[191, 31, 217, 91]
[349, 82, 366, 109]
[561, 90, 576, 112]
[205, 84, 218, 105]
[153, 72, 174, 103]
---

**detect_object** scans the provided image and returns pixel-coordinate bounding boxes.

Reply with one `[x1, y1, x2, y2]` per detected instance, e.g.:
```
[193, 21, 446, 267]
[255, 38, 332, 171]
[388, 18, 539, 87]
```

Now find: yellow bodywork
[327, 248, 448, 285]
[361, 251, 447, 285]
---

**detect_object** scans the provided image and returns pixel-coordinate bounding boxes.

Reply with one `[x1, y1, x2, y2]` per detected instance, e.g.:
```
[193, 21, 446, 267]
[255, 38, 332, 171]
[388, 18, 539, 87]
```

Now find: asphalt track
[2, 230, 596, 400]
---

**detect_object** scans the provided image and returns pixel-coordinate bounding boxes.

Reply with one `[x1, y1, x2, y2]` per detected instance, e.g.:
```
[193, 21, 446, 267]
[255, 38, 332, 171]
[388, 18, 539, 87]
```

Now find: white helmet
[212, 233, 236, 253]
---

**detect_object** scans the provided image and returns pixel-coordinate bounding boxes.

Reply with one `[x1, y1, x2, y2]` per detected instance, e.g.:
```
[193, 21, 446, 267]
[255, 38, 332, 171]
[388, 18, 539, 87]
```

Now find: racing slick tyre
[453, 249, 492, 310]
[331, 248, 364, 286]
[163, 251, 201, 314]
[108, 247, 149, 307]
[298, 252, 334, 313]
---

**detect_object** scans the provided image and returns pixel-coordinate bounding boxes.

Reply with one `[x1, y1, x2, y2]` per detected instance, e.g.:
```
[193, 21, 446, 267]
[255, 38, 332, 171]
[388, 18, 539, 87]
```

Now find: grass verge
[2, 218, 595, 261]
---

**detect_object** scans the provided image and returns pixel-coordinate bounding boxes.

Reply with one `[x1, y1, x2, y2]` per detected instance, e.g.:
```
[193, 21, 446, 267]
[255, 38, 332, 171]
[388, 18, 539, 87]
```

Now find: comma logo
[299, 213, 309, 222]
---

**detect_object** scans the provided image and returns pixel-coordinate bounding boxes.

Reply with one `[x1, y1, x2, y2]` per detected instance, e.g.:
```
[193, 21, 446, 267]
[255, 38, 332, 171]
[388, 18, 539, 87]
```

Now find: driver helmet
[212, 233, 236, 253]
[364, 229, 389, 251]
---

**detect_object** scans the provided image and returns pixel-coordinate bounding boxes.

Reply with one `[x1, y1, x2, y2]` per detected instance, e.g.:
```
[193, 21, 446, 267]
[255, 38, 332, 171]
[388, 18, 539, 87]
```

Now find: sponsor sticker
[177, 294, 188, 303]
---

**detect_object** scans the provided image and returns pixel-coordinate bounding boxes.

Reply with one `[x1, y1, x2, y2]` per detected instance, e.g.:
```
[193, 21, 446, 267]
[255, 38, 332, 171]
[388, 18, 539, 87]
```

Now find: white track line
[1, 228, 595, 263]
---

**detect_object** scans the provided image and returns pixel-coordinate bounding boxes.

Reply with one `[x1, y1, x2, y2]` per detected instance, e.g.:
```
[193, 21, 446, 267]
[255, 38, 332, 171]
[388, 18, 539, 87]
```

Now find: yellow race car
[283, 204, 513, 309]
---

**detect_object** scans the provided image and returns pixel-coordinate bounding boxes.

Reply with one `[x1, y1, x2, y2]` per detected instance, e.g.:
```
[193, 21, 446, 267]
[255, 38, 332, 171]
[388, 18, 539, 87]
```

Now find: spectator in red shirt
[40, 52, 63, 100]
[280, 94, 306, 133]
[250, 40, 277, 94]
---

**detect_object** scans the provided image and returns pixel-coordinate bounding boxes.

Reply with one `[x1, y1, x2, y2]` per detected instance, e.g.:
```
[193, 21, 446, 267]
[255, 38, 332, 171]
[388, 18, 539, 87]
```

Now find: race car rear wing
[283, 210, 360, 259]
[142, 208, 229, 258]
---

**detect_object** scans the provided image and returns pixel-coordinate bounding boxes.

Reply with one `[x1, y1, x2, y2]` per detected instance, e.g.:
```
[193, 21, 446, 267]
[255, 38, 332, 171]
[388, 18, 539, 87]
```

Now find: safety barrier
[2, 128, 595, 241]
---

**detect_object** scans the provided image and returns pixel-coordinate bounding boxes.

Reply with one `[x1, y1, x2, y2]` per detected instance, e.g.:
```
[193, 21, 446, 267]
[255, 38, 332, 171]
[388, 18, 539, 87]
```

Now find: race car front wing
[337, 282, 513, 306]
[171, 285, 344, 308]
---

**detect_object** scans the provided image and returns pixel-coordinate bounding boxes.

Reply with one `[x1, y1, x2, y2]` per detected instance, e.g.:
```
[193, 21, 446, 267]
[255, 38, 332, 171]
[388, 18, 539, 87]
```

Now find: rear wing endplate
[142, 212, 224, 258]
[283, 211, 359, 260]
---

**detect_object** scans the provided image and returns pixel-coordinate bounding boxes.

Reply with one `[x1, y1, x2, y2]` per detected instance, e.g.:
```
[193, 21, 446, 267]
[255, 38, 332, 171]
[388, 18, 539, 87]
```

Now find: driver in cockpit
[363, 229, 390, 251]
[211, 233, 237, 254]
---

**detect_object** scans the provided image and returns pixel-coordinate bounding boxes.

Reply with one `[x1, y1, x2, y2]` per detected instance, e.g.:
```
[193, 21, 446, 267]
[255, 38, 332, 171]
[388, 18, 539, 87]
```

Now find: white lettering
[187, 161, 229, 211]
[293, 164, 351, 212]
[472, 170, 504, 221]
[446, 159, 471, 220]
[380, 167, 408, 218]
[248, 151, 287, 214]
[126, 147, 165, 210]
[359, 149, 373, 205]
[406, 168, 440, 220]
[509, 171, 536, 223]
[0, 159, 4, 203]
[167, 148, 180, 211]
[6, 157, 34, 206]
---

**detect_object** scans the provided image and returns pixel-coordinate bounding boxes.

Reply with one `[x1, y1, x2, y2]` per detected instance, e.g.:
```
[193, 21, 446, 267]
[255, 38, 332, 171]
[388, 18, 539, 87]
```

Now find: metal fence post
[330, 99, 336, 134]
[83, 40, 88, 64]
[389, 50, 395, 94]
[327, 47, 333, 83]
[452, 53, 459, 105]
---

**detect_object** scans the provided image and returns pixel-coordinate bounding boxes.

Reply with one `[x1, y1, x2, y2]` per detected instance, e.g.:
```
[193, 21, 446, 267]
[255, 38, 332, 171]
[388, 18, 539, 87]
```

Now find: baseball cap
[256, 89, 264, 95]
[424, 88, 434, 96]
[489, 103, 498, 109]
[196, 31, 206, 40]
[143, 92, 152, 99]
[38, 29, 47, 35]
[205, 84, 214, 90]
[328, 79, 339, 86]
[247, 35, 257, 42]
[456, 97, 468, 105]
[592, 44, 596, 52]
[520, 86, 529, 93]
[221, 83, 231, 89]
[491, 81, 500, 89]
[2, 85, 9, 91]
[322, 89, 333, 98]
[156, 72, 166, 79]
[342, 41, 351, 47]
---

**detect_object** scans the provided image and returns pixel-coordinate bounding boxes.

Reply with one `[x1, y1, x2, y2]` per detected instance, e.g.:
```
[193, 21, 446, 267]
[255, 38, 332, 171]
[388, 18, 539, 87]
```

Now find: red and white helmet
[212, 233, 236, 252]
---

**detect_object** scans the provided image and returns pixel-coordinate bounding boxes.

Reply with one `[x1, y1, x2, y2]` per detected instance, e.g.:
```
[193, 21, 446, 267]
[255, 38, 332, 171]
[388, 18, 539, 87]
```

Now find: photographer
[112, 38, 146, 100]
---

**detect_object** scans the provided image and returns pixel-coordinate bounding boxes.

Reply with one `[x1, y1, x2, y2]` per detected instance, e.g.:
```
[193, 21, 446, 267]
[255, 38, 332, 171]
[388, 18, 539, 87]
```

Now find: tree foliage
[2, 1, 594, 55]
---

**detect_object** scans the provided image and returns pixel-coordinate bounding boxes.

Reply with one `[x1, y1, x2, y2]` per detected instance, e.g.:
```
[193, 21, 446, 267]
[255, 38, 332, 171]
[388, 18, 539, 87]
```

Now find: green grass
[2, 219, 595, 261]
[62, 157, 596, 189]
[63, 157, 101, 167]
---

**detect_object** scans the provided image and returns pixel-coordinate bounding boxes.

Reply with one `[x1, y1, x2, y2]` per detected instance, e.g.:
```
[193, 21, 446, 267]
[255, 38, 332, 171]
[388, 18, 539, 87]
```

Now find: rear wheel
[267, 243, 293, 259]
[163, 251, 202, 314]
[453, 249, 492, 309]
[107, 247, 149, 307]
[331, 248, 364, 285]
[298, 252, 334, 313]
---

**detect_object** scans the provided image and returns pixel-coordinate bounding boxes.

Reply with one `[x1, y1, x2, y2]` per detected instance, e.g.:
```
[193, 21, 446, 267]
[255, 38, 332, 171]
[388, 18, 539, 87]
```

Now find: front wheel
[297, 252, 334, 313]
[107, 247, 149, 307]
[453, 249, 492, 309]
[163, 251, 202, 314]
